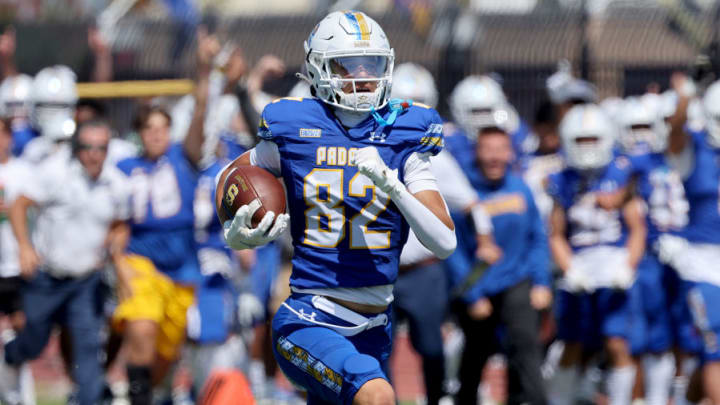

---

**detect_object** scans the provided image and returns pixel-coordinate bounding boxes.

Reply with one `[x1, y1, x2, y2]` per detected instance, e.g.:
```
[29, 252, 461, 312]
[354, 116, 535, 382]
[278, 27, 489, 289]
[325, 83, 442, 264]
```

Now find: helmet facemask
[567, 135, 613, 171]
[306, 48, 394, 113]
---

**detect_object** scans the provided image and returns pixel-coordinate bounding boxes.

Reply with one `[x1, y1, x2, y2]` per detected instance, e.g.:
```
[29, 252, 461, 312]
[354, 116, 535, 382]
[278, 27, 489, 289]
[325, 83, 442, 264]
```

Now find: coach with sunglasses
[0, 119, 130, 405]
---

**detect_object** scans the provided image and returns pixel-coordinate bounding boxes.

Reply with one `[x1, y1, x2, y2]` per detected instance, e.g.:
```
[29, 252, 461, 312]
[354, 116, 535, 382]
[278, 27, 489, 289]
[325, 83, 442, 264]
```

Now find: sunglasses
[77, 142, 108, 152]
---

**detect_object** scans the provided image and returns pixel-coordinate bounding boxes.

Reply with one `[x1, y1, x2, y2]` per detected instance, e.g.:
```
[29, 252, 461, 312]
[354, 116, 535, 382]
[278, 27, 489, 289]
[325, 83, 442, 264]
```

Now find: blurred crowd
[0, 9, 719, 405]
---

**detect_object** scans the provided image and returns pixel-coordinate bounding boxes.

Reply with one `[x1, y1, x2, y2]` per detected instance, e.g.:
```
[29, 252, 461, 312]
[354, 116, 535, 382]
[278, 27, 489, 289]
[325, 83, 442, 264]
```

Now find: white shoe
[0, 343, 21, 405]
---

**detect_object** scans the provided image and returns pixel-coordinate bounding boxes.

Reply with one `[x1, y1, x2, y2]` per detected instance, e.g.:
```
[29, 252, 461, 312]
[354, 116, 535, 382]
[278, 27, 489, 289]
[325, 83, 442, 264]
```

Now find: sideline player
[110, 29, 216, 405]
[596, 97, 689, 405]
[216, 11, 456, 405]
[657, 73, 720, 403]
[546, 104, 646, 405]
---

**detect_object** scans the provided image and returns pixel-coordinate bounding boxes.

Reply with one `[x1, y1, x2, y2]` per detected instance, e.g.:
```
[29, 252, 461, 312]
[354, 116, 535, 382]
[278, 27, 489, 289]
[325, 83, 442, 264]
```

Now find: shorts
[663, 264, 702, 354]
[556, 287, 630, 350]
[271, 293, 391, 405]
[0, 276, 22, 314]
[112, 255, 195, 360]
[628, 254, 673, 354]
[687, 281, 720, 362]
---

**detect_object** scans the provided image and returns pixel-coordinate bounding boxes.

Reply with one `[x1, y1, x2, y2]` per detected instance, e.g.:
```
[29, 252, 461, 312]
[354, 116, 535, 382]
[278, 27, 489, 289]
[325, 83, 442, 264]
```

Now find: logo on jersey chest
[369, 131, 387, 142]
[481, 193, 527, 216]
[300, 128, 322, 138]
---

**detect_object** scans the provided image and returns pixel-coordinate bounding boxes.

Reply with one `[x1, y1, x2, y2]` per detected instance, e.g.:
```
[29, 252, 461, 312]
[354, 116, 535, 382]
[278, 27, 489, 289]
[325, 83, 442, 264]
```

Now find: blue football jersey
[258, 98, 443, 290]
[600, 153, 688, 243]
[11, 122, 38, 157]
[681, 130, 720, 243]
[442, 122, 476, 176]
[548, 167, 628, 251]
[117, 143, 200, 282]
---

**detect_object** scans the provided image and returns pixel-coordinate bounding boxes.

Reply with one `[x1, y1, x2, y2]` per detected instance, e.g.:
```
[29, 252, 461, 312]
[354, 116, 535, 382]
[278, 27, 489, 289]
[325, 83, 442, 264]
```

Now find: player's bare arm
[622, 197, 647, 270]
[183, 27, 219, 168]
[8, 194, 40, 278]
[667, 72, 693, 155]
[548, 201, 572, 273]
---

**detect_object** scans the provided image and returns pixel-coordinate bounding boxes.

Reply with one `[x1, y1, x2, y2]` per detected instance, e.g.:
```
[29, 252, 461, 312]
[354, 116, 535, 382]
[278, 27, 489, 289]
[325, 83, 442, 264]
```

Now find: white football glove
[237, 292, 264, 328]
[563, 257, 594, 292]
[655, 234, 689, 267]
[351, 146, 403, 196]
[610, 263, 636, 290]
[223, 199, 289, 250]
[564, 266, 591, 293]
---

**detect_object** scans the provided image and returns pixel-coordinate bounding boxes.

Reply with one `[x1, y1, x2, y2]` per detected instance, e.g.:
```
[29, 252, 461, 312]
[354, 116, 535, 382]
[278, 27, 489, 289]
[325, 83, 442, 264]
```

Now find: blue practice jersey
[258, 97, 443, 290]
[600, 153, 688, 244]
[117, 143, 200, 282]
[443, 122, 476, 176]
[680, 130, 720, 244]
[548, 167, 628, 251]
[11, 122, 38, 157]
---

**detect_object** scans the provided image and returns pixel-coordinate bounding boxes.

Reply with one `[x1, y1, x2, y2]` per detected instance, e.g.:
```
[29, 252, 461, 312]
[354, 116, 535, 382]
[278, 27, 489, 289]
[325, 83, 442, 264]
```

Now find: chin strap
[370, 98, 413, 127]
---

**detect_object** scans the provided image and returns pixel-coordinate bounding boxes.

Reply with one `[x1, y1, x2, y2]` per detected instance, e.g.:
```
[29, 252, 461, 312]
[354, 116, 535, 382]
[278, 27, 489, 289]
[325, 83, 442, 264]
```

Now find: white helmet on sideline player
[391, 63, 438, 108]
[30, 65, 78, 140]
[618, 97, 668, 154]
[450, 75, 519, 139]
[560, 104, 616, 171]
[0, 74, 33, 120]
[304, 11, 394, 112]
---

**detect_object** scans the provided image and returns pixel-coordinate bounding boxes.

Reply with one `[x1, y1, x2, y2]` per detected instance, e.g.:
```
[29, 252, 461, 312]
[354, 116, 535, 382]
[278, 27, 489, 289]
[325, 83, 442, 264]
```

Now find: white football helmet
[304, 11, 394, 112]
[560, 104, 616, 171]
[0, 74, 33, 120]
[30, 65, 78, 140]
[618, 97, 668, 154]
[449, 75, 519, 138]
[702, 80, 720, 147]
[599, 96, 623, 123]
[391, 62, 438, 108]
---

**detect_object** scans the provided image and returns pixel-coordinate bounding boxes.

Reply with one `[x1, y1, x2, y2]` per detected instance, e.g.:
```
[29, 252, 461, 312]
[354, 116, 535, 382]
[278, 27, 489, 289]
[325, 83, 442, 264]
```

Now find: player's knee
[125, 320, 158, 364]
[353, 378, 395, 405]
[605, 336, 632, 366]
[559, 342, 583, 367]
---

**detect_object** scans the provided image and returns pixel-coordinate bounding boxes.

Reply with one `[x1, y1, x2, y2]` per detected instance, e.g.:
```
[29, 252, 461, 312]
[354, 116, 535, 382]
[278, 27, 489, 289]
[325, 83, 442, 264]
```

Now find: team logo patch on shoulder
[426, 123, 443, 134]
[420, 136, 443, 148]
[300, 128, 322, 138]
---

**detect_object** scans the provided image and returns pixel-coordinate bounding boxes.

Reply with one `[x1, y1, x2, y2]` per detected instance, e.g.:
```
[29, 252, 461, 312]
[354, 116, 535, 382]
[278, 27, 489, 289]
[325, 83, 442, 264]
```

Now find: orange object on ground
[199, 369, 256, 405]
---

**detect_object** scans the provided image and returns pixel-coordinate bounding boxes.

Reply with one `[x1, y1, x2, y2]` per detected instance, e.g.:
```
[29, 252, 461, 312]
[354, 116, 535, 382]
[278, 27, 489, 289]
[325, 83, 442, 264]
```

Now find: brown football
[215, 162, 286, 228]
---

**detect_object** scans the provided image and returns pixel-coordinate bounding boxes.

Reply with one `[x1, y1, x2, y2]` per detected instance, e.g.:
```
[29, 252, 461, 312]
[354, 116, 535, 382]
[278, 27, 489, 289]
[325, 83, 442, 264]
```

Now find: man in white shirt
[1, 119, 130, 405]
[0, 117, 34, 405]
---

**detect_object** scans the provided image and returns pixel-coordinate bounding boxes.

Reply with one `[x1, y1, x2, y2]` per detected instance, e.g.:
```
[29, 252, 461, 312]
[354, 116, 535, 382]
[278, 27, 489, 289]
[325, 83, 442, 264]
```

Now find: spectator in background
[0, 118, 34, 405]
[110, 28, 215, 405]
[452, 111, 551, 405]
[1, 119, 130, 405]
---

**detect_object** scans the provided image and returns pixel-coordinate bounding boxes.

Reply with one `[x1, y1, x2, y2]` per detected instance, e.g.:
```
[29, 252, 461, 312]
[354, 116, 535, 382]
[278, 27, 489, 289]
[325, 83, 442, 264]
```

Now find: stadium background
[4, 0, 719, 403]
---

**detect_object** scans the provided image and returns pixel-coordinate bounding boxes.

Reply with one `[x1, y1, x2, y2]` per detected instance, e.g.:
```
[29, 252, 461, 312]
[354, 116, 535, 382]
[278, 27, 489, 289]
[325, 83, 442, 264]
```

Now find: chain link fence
[7, 2, 717, 133]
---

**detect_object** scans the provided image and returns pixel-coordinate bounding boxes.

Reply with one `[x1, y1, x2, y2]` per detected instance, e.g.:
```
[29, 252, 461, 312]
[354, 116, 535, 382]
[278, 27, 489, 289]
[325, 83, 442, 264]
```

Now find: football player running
[217, 11, 455, 405]
[546, 104, 647, 405]
[596, 96, 689, 405]
[657, 73, 720, 404]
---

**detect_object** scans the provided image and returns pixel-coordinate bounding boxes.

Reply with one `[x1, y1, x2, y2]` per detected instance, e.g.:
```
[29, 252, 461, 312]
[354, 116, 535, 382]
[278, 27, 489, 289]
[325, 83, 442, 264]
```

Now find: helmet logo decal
[344, 11, 371, 40]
